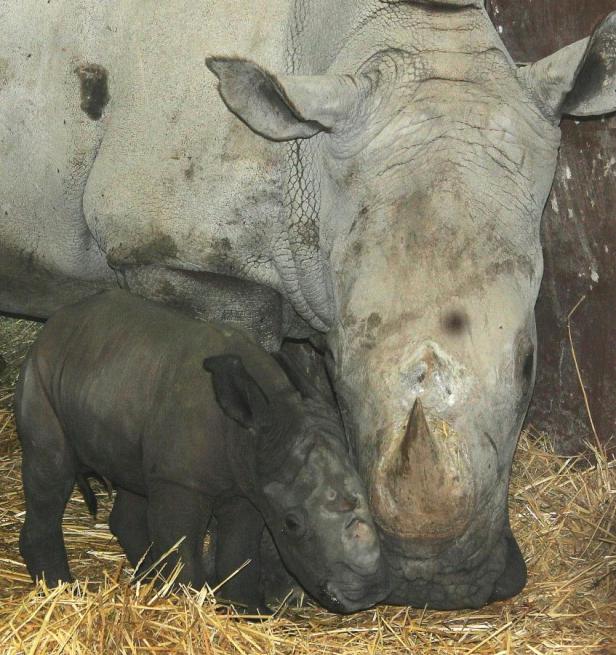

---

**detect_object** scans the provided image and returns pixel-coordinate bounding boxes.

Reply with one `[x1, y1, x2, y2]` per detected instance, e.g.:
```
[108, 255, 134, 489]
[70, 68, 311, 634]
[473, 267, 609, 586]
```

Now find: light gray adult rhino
[1, 1, 615, 609]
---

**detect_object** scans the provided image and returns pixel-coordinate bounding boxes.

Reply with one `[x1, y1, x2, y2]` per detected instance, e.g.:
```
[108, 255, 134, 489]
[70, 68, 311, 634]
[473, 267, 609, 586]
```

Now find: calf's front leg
[146, 481, 212, 588]
[109, 488, 153, 573]
[214, 496, 268, 613]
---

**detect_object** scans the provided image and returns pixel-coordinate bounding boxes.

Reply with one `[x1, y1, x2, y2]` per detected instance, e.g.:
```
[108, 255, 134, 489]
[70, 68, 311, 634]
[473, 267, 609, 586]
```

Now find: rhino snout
[320, 556, 391, 613]
[400, 342, 471, 415]
[314, 508, 389, 612]
[342, 517, 381, 573]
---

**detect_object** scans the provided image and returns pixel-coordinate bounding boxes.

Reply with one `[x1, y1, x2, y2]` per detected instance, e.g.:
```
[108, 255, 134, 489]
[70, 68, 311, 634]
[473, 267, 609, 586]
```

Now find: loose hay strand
[567, 295, 603, 454]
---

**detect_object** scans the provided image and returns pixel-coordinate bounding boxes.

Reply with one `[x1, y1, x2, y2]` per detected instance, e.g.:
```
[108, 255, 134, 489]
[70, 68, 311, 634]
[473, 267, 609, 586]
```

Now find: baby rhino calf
[15, 290, 388, 613]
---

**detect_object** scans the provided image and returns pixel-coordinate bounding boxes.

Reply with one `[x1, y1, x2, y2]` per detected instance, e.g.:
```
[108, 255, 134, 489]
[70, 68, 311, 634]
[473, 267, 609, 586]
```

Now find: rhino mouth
[319, 562, 391, 610]
[382, 528, 527, 609]
[318, 581, 382, 613]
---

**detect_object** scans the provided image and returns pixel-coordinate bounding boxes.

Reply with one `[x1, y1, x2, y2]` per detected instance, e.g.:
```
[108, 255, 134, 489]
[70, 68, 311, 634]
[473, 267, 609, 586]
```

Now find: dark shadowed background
[487, 0, 616, 454]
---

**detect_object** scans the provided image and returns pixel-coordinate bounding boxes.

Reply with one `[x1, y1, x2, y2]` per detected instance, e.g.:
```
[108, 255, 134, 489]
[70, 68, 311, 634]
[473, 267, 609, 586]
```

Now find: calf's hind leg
[109, 488, 153, 573]
[16, 366, 75, 585]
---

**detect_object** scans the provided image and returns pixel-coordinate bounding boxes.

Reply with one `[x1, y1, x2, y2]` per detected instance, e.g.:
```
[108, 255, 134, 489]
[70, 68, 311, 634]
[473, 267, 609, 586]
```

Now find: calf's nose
[343, 518, 380, 571]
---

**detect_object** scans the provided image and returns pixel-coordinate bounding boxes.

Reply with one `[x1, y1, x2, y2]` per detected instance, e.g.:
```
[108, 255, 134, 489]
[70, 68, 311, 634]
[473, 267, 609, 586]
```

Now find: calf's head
[203, 354, 388, 613]
[209, 8, 616, 608]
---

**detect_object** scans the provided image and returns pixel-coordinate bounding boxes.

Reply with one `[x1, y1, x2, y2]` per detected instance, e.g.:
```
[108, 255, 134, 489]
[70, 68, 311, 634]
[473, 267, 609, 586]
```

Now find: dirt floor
[0, 315, 614, 654]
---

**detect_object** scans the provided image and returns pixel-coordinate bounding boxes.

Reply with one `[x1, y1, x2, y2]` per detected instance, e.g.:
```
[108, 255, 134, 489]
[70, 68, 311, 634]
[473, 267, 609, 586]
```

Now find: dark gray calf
[15, 290, 388, 613]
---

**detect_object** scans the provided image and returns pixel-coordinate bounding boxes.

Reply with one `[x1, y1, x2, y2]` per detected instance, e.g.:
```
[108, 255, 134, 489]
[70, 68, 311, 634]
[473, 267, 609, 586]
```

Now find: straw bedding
[0, 319, 614, 654]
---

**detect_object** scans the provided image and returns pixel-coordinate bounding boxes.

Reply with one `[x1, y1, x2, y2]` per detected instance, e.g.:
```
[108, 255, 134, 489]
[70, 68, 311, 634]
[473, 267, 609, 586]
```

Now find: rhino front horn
[399, 398, 435, 469]
[371, 398, 475, 541]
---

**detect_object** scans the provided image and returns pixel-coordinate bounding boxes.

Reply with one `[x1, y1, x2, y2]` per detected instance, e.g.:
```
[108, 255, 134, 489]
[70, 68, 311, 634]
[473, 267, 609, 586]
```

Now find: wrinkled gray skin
[2, 1, 616, 608]
[15, 290, 387, 613]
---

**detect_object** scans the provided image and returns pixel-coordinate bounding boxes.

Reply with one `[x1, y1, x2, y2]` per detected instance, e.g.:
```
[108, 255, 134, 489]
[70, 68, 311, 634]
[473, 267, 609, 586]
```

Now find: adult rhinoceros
[1, 0, 615, 609]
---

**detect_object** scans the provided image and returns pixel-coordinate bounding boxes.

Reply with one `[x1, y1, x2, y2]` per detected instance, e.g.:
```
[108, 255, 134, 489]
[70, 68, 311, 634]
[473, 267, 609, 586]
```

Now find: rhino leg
[17, 370, 75, 585]
[213, 496, 269, 614]
[109, 488, 153, 573]
[146, 481, 212, 588]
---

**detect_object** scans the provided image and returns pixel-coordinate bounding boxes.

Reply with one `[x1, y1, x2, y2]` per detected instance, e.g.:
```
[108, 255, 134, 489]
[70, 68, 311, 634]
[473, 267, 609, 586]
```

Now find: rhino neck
[274, 0, 508, 333]
[272, 135, 336, 332]
[268, 1, 372, 333]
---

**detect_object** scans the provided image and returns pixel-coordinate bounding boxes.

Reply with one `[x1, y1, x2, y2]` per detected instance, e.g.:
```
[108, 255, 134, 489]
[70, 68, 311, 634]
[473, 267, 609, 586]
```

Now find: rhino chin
[382, 527, 526, 609]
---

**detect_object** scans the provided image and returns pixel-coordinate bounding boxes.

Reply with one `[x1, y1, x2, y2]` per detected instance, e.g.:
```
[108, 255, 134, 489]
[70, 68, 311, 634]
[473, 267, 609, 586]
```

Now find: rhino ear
[206, 57, 363, 141]
[203, 355, 269, 431]
[519, 12, 616, 118]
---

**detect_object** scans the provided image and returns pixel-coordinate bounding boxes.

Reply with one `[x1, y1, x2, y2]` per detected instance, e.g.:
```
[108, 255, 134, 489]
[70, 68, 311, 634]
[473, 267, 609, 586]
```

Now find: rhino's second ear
[206, 57, 363, 141]
[203, 355, 269, 431]
[519, 12, 616, 118]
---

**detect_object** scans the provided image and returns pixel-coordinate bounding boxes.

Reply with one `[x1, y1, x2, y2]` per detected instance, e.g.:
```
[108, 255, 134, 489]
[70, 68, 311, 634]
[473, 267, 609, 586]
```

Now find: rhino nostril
[345, 517, 373, 542]
[343, 518, 380, 573]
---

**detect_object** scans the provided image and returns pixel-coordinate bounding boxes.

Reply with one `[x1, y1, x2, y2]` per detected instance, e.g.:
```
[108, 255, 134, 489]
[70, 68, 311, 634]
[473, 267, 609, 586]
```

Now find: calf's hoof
[225, 602, 274, 619]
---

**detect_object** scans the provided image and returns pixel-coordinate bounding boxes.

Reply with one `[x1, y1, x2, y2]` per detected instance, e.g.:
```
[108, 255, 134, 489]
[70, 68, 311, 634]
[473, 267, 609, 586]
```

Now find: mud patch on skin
[183, 158, 195, 181]
[0, 58, 12, 91]
[215, 238, 232, 253]
[358, 312, 382, 350]
[201, 238, 243, 277]
[107, 234, 179, 268]
[367, 312, 382, 331]
[441, 309, 469, 335]
[76, 64, 110, 120]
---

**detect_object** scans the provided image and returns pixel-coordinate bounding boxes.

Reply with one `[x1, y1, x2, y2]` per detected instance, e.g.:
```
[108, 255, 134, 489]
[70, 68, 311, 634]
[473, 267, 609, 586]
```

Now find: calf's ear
[272, 351, 321, 401]
[206, 57, 364, 141]
[203, 355, 269, 431]
[519, 12, 616, 118]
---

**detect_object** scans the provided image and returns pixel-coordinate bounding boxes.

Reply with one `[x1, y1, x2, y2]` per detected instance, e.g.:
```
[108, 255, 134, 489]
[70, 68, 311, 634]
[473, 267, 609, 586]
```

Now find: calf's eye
[284, 513, 305, 536]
